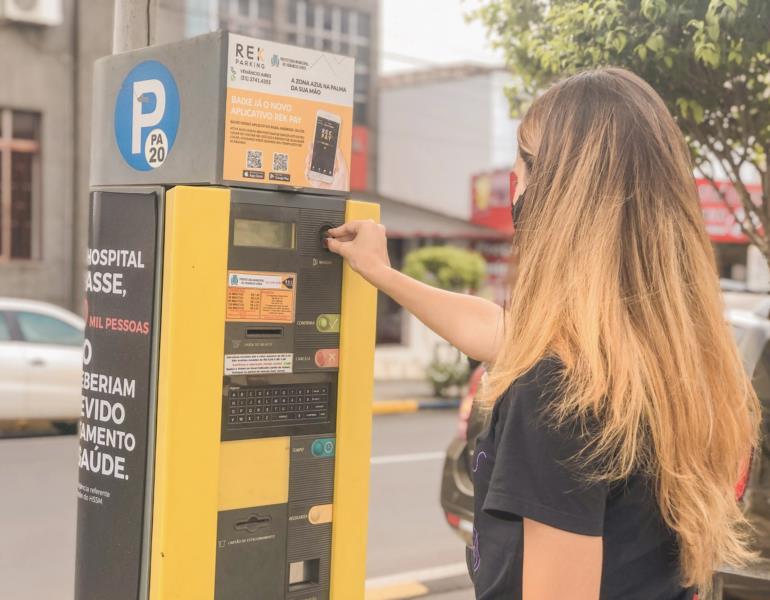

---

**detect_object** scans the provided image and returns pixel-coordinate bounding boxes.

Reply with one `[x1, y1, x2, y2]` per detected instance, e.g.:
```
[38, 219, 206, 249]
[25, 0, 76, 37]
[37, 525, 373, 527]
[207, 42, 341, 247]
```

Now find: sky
[380, 0, 504, 74]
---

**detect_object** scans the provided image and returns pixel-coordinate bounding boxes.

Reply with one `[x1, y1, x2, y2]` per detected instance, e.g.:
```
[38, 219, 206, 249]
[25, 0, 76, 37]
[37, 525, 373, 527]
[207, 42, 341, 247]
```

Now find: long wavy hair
[479, 67, 760, 590]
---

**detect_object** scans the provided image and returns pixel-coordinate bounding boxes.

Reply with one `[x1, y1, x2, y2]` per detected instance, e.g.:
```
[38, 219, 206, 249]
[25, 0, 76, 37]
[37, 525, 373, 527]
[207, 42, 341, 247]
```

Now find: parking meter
[75, 32, 377, 600]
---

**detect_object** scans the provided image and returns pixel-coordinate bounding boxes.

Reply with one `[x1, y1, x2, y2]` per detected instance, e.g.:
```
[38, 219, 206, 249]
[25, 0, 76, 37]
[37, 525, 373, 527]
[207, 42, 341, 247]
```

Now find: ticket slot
[245, 327, 284, 338]
[289, 559, 320, 590]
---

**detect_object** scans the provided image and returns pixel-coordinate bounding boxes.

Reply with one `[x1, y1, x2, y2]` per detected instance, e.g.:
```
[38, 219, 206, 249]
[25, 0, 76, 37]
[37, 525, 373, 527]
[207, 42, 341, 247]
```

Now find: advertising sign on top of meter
[224, 34, 355, 192]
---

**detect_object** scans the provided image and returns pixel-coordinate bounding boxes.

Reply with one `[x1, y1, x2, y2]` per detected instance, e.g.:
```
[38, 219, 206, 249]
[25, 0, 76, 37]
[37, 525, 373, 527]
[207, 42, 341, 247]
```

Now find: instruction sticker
[223, 34, 354, 191]
[225, 353, 293, 375]
[226, 270, 295, 323]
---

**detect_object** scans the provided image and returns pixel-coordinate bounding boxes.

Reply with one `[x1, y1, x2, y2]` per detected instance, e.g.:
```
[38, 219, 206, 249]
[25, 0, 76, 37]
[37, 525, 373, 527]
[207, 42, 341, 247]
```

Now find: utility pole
[113, 0, 155, 54]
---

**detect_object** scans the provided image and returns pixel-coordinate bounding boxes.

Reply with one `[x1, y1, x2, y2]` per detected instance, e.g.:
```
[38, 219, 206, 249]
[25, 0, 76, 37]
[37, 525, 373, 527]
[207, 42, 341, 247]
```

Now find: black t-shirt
[468, 357, 696, 600]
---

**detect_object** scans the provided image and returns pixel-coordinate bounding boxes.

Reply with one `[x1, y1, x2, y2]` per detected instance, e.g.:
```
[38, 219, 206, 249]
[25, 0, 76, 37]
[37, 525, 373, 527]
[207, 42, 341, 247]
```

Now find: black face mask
[511, 189, 526, 231]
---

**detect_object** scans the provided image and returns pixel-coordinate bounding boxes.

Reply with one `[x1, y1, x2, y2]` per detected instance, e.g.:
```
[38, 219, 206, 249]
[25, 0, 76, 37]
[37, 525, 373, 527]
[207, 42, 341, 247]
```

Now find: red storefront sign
[471, 168, 761, 244]
[696, 178, 761, 244]
[471, 169, 515, 234]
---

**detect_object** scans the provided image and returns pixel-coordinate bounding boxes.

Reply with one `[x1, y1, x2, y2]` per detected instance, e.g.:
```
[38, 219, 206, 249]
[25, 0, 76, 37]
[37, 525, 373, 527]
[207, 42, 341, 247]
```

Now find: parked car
[440, 308, 770, 598]
[0, 298, 84, 431]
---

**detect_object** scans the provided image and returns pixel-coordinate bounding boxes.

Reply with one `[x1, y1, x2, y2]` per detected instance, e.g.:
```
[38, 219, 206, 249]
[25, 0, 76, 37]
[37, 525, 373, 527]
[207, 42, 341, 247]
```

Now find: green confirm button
[311, 438, 335, 458]
[316, 314, 340, 333]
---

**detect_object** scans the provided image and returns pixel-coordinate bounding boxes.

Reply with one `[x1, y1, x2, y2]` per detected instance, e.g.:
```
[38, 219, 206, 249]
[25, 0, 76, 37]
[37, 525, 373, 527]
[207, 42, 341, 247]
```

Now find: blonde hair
[481, 67, 761, 589]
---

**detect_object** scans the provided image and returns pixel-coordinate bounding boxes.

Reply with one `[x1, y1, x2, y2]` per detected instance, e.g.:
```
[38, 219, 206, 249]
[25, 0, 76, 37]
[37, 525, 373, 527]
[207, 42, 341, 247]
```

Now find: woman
[327, 67, 760, 599]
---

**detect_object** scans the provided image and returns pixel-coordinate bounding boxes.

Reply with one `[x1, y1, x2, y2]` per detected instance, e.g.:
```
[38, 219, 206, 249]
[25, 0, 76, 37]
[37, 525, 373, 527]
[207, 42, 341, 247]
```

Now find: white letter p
[132, 79, 166, 155]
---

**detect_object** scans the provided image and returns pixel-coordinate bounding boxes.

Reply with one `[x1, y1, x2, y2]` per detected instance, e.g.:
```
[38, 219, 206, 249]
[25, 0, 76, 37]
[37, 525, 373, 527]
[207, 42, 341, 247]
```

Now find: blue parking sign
[114, 60, 180, 171]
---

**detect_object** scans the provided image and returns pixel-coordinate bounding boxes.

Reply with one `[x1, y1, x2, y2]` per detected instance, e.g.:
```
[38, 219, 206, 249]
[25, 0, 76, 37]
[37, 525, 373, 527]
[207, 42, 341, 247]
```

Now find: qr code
[246, 149, 262, 170]
[272, 152, 289, 172]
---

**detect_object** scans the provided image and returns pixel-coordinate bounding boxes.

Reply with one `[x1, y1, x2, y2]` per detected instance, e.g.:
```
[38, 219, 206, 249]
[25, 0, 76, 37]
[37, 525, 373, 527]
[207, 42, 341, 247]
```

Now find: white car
[0, 298, 83, 429]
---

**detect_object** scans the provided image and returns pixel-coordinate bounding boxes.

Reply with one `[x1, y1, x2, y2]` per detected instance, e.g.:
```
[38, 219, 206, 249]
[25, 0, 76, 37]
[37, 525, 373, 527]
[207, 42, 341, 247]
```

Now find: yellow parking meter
[75, 32, 377, 600]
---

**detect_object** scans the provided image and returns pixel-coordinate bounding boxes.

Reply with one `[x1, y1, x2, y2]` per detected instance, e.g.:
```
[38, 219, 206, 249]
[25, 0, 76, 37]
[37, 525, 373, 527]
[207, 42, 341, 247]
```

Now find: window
[355, 72, 369, 95]
[15, 311, 82, 346]
[287, 0, 298, 24]
[354, 100, 367, 125]
[0, 314, 10, 341]
[0, 109, 40, 260]
[258, 0, 273, 20]
[340, 7, 349, 34]
[357, 11, 370, 38]
[322, 5, 333, 30]
[355, 43, 370, 64]
[306, 3, 316, 28]
[220, 0, 275, 36]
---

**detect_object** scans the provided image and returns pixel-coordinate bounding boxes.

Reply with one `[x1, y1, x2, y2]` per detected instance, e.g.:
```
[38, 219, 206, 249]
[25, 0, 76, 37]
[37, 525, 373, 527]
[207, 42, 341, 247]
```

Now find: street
[0, 411, 472, 599]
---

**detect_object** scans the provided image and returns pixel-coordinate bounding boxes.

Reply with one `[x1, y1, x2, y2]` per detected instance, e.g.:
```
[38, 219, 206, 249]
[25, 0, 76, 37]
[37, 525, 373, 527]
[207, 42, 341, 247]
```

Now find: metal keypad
[226, 383, 330, 427]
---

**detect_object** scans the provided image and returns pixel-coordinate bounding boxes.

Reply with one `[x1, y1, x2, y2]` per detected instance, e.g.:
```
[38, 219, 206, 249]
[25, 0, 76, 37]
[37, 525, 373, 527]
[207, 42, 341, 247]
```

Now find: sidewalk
[373, 379, 462, 415]
[374, 379, 436, 401]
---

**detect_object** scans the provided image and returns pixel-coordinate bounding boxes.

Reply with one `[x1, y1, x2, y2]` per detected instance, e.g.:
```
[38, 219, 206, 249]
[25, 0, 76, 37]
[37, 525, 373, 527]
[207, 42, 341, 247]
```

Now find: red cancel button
[314, 349, 339, 368]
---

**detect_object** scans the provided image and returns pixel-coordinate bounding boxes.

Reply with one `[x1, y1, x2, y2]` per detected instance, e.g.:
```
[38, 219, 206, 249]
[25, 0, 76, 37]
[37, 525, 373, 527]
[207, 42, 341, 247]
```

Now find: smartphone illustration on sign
[308, 110, 341, 184]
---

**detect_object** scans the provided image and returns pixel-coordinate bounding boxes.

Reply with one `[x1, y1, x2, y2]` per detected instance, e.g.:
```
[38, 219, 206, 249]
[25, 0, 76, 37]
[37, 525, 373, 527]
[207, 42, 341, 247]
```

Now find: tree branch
[693, 154, 766, 251]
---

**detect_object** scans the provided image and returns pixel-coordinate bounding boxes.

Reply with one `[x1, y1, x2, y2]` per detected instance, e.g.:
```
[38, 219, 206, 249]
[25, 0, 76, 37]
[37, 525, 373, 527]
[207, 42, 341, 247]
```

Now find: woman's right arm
[326, 220, 504, 363]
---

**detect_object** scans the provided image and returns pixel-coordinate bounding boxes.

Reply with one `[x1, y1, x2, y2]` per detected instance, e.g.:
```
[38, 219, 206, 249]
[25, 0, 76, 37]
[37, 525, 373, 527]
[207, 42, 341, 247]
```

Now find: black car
[440, 308, 770, 598]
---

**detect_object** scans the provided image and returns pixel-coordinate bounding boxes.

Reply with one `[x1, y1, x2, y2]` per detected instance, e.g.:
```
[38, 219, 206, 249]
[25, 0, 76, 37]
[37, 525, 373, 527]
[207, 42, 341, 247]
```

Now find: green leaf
[646, 33, 665, 54]
[636, 44, 648, 60]
[706, 20, 720, 41]
[724, 0, 738, 10]
[676, 97, 689, 118]
[691, 100, 705, 124]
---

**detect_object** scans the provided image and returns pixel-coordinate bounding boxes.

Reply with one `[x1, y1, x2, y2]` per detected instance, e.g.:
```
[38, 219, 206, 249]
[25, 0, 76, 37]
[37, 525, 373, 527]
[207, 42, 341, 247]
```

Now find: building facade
[0, 0, 113, 312]
[379, 65, 519, 220]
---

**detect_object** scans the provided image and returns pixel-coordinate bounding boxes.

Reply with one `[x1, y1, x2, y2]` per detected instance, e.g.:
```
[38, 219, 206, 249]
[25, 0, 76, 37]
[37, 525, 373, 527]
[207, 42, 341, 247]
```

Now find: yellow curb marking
[365, 581, 430, 600]
[371, 400, 420, 415]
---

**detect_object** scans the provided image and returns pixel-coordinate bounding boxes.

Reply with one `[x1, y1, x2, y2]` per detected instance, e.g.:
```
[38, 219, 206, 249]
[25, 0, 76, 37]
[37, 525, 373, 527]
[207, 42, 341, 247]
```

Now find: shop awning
[352, 192, 510, 241]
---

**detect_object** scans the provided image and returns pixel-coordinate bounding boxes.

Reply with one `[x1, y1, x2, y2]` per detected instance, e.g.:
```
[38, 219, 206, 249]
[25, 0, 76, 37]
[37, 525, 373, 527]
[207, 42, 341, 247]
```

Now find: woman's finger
[326, 237, 350, 257]
[329, 220, 370, 237]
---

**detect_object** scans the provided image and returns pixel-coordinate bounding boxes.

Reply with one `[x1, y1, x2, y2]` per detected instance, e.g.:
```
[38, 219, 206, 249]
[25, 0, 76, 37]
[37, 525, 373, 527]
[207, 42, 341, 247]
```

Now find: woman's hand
[326, 220, 391, 284]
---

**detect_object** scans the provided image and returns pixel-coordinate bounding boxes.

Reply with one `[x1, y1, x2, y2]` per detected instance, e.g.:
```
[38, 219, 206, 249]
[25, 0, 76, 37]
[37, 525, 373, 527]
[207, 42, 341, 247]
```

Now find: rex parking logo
[114, 60, 180, 171]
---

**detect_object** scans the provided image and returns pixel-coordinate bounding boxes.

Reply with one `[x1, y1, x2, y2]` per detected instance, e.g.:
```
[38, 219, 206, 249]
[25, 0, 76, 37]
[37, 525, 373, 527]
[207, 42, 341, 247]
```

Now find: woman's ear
[513, 156, 529, 204]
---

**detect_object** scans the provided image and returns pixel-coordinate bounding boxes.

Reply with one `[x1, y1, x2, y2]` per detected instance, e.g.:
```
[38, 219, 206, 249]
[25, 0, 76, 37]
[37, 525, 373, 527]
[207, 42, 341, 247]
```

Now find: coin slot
[319, 224, 333, 250]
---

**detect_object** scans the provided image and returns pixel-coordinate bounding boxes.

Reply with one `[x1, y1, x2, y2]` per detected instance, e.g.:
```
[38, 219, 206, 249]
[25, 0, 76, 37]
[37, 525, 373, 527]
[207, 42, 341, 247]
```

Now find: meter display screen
[233, 219, 295, 249]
